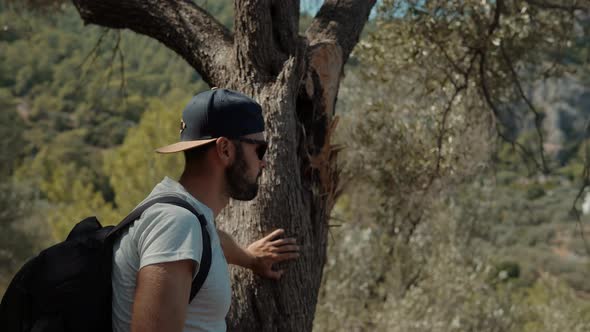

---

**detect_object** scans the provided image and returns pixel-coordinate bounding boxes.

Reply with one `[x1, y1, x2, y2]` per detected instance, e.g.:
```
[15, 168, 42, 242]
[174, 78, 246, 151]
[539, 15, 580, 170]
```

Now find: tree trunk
[71, 0, 376, 330]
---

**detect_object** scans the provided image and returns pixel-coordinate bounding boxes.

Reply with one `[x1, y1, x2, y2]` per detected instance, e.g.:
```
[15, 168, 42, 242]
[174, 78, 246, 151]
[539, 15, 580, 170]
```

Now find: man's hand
[246, 229, 299, 280]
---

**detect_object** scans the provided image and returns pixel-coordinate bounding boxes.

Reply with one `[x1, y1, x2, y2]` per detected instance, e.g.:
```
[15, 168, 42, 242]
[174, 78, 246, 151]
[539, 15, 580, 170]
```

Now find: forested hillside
[1, 1, 589, 331]
[0, 2, 216, 288]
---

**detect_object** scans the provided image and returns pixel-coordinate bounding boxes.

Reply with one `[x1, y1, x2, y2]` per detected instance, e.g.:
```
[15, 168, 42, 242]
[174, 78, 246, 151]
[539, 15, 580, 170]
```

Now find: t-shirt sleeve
[134, 203, 204, 277]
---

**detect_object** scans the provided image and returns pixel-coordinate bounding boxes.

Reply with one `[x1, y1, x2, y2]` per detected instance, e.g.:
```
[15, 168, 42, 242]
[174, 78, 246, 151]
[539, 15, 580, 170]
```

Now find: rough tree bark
[71, 0, 376, 330]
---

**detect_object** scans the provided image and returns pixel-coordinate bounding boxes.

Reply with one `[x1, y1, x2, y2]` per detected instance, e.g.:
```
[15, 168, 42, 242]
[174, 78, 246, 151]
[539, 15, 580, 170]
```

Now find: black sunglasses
[236, 137, 268, 160]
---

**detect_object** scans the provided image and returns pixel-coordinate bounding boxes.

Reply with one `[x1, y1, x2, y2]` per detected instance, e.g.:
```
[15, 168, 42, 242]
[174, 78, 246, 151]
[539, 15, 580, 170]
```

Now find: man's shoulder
[139, 195, 200, 226]
[132, 196, 205, 256]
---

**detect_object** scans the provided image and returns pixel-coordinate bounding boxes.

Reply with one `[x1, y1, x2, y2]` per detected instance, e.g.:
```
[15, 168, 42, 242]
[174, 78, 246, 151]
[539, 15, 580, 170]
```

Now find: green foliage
[520, 274, 590, 332]
[2, 5, 205, 199]
[317, 186, 521, 332]
[317, 169, 590, 331]
[0, 180, 48, 292]
[0, 4, 216, 240]
[195, 0, 234, 28]
[316, 1, 590, 331]
[359, 0, 588, 174]
[43, 162, 119, 240]
[525, 183, 546, 200]
[490, 261, 521, 283]
[0, 3, 218, 245]
[0, 89, 25, 178]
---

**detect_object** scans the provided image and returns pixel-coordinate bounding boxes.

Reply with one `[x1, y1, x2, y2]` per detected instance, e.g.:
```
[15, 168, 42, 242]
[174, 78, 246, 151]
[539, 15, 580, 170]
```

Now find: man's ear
[215, 137, 234, 165]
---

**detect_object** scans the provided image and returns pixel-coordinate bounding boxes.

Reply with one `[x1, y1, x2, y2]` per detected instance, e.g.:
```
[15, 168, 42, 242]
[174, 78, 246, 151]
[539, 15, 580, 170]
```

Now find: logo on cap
[180, 119, 186, 134]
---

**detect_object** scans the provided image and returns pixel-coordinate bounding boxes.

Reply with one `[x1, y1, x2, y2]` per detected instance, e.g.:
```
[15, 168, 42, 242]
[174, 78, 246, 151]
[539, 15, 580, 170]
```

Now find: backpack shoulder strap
[108, 195, 212, 303]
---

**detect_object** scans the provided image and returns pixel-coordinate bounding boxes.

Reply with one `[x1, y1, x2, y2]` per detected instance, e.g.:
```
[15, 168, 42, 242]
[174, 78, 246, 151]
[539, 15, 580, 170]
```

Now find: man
[111, 88, 299, 332]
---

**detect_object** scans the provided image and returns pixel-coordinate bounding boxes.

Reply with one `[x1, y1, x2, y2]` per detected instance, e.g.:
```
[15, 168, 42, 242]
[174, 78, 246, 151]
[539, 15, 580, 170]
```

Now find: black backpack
[0, 195, 212, 332]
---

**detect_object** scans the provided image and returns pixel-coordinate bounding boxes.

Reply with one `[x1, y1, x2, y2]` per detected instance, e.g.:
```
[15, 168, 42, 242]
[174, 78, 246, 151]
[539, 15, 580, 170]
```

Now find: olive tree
[70, 0, 376, 331]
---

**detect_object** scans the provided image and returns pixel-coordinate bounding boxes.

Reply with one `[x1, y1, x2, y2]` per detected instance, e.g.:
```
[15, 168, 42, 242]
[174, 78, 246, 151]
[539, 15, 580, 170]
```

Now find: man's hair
[183, 142, 215, 165]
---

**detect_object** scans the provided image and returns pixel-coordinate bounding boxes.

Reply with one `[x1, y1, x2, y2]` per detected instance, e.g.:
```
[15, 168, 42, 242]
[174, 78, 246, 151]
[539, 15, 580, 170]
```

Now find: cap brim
[155, 138, 217, 154]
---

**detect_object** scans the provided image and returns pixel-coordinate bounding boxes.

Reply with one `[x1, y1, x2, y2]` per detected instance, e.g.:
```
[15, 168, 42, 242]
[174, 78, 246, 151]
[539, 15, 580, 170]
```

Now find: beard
[226, 143, 260, 201]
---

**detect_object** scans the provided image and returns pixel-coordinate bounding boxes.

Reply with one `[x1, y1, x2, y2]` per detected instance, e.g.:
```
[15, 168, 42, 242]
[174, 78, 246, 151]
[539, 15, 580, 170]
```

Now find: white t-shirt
[111, 177, 232, 332]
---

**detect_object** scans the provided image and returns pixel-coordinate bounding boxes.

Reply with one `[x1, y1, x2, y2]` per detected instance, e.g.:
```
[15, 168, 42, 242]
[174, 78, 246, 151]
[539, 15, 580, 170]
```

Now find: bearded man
[111, 88, 299, 332]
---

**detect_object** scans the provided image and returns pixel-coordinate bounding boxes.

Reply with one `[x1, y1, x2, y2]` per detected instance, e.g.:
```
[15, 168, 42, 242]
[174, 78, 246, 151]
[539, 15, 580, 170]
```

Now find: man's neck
[178, 171, 228, 218]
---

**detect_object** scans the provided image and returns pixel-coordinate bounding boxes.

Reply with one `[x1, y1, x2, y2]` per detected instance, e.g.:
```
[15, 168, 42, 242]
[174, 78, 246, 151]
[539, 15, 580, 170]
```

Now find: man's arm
[131, 259, 195, 332]
[217, 229, 255, 267]
[217, 228, 299, 279]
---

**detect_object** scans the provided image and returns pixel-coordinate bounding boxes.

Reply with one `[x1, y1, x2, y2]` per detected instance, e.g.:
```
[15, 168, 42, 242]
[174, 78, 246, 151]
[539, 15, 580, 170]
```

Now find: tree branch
[72, 0, 233, 86]
[479, 50, 543, 174]
[433, 84, 466, 179]
[477, 0, 548, 172]
[74, 28, 109, 92]
[306, 0, 377, 62]
[524, 0, 588, 12]
[270, 0, 300, 56]
[233, 0, 302, 82]
[488, 0, 502, 36]
[500, 44, 550, 173]
[234, 0, 275, 81]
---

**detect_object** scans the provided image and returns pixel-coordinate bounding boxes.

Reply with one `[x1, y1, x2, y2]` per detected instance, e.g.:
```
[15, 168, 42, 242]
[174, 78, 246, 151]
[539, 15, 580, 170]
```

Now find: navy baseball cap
[156, 88, 265, 153]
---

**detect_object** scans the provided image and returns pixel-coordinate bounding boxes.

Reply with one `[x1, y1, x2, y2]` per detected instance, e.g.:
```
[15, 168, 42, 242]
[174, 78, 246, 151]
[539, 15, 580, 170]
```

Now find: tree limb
[234, 0, 275, 81]
[479, 50, 543, 174]
[74, 28, 108, 92]
[433, 84, 466, 179]
[524, 0, 589, 12]
[71, 0, 233, 86]
[500, 44, 550, 173]
[233, 0, 302, 82]
[269, 0, 300, 57]
[488, 0, 502, 36]
[478, 0, 547, 172]
[306, 0, 377, 62]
